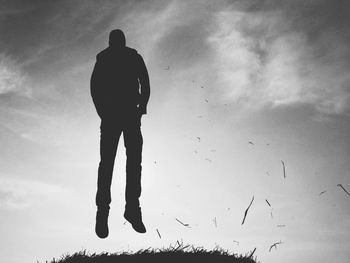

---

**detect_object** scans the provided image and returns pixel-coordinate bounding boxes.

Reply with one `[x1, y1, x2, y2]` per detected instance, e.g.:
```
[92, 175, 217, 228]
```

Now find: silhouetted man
[90, 29, 150, 238]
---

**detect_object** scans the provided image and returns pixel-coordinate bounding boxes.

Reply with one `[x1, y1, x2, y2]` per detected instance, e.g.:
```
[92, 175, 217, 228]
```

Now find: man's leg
[95, 120, 122, 238]
[123, 113, 146, 233]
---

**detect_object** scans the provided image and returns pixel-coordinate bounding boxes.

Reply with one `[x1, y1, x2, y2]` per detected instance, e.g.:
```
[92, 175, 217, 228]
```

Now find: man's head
[109, 29, 126, 48]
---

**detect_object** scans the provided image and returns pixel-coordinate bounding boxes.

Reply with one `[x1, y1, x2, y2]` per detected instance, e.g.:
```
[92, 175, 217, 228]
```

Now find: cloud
[2, 0, 349, 116]
[207, 0, 350, 115]
[0, 176, 69, 209]
[114, 0, 350, 115]
[0, 53, 31, 96]
[116, 1, 180, 59]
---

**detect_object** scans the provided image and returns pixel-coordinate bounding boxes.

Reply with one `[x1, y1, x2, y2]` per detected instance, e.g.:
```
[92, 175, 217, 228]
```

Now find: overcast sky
[1, 1, 350, 262]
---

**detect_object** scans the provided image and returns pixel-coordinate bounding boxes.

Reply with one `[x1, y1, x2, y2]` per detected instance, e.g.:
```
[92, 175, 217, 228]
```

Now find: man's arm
[137, 55, 150, 115]
[90, 60, 105, 118]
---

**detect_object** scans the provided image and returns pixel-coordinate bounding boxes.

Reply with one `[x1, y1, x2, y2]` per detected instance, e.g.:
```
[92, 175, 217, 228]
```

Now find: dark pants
[95, 109, 143, 210]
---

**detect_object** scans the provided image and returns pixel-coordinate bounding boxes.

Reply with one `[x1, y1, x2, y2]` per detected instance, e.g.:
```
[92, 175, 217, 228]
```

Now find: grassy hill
[48, 243, 257, 263]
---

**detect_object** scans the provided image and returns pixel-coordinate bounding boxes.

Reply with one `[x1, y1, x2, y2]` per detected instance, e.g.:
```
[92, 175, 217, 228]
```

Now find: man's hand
[138, 105, 146, 117]
[96, 107, 106, 120]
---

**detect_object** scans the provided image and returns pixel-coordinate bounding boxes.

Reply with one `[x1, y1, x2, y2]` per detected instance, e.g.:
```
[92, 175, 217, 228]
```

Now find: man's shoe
[124, 206, 146, 233]
[95, 207, 109, 238]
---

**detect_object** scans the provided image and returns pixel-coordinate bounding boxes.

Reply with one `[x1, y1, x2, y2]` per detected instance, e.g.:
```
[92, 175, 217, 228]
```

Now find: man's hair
[109, 29, 126, 48]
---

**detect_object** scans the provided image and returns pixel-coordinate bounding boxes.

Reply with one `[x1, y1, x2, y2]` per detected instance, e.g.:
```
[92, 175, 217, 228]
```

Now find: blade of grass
[241, 196, 254, 225]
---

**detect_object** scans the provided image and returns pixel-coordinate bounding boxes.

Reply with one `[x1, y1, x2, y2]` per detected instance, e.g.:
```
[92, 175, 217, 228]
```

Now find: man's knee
[125, 132, 143, 150]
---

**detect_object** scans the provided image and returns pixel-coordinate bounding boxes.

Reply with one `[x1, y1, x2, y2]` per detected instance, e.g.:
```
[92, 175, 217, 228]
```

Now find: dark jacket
[90, 46, 150, 118]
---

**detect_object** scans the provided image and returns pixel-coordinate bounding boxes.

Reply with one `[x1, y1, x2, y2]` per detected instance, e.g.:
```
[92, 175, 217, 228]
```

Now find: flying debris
[248, 141, 254, 145]
[201, 86, 204, 89]
[269, 241, 283, 252]
[205, 99, 209, 103]
[175, 218, 190, 227]
[265, 199, 271, 207]
[197, 115, 203, 118]
[241, 196, 254, 225]
[270, 210, 273, 219]
[248, 248, 257, 258]
[213, 217, 217, 228]
[205, 158, 212, 162]
[281, 160, 286, 178]
[154, 161, 157, 164]
[319, 190, 327, 196]
[156, 228, 161, 239]
[337, 184, 350, 196]
[266, 143, 270, 146]
[233, 240, 239, 245]
[196, 137, 201, 142]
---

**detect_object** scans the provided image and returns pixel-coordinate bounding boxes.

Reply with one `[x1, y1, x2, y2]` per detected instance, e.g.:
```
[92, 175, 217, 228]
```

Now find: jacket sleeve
[90, 59, 105, 118]
[137, 54, 150, 115]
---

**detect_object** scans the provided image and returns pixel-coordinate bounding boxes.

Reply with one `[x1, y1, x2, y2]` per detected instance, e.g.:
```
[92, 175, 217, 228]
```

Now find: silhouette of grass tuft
[47, 242, 257, 263]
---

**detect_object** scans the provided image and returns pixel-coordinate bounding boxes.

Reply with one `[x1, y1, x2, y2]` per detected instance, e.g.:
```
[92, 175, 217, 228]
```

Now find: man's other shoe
[95, 207, 109, 238]
[124, 206, 146, 233]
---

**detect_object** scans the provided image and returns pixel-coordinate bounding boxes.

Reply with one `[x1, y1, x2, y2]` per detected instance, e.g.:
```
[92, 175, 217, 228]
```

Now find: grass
[47, 242, 258, 263]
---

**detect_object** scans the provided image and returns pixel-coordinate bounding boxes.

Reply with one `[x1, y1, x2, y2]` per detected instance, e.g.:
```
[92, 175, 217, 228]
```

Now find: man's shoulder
[96, 48, 109, 61]
[125, 46, 137, 54]
[96, 47, 141, 61]
[125, 47, 143, 61]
